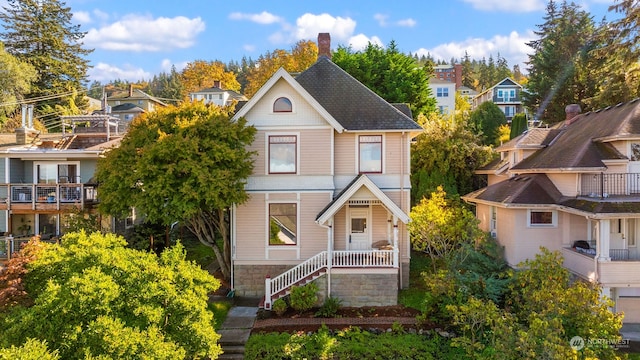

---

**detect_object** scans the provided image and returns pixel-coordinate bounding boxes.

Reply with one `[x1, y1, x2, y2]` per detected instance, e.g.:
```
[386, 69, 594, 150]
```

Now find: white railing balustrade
[263, 249, 397, 310]
[332, 250, 395, 267]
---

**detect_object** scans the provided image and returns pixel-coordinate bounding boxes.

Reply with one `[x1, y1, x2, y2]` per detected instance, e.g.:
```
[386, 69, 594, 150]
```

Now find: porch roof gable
[315, 174, 410, 225]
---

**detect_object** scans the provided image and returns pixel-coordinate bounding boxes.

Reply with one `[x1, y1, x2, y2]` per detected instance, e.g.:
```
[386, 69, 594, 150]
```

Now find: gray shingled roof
[512, 99, 640, 170]
[464, 174, 563, 205]
[295, 57, 421, 131]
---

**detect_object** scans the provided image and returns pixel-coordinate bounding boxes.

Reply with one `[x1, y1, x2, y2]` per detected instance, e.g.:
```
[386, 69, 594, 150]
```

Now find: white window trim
[265, 200, 300, 249]
[33, 161, 81, 183]
[527, 209, 558, 227]
[355, 133, 385, 174]
[265, 132, 300, 175]
[271, 94, 295, 114]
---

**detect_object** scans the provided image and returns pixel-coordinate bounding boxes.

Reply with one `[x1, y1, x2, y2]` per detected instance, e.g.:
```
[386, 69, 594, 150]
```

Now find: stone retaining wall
[233, 264, 292, 297]
[328, 273, 398, 307]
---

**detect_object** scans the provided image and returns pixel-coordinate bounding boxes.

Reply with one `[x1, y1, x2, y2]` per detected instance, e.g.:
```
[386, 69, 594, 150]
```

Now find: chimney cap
[565, 104, 582, 125]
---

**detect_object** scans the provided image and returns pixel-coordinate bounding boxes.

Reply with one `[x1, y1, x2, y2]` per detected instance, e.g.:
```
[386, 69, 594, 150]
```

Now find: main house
[463, 100, 640, 323]
[230, 34, 422, 309]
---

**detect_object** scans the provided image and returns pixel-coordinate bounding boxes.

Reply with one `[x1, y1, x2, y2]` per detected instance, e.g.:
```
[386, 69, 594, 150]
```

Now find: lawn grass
[180, 236, 216, 269]
[398, 250, 431, 310]
[209, 300, 233, 330]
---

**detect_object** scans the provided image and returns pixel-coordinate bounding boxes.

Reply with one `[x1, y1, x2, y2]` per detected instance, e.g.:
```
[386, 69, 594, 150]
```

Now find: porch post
[598, 219, 611, 261]
[387, 214, 392, 243]
[393, 215, 399, 268]
[327, 218, 333, 298]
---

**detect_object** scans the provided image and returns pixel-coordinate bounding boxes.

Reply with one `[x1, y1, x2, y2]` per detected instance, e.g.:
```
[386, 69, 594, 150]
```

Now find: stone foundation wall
[233, 264, 292, 297]
[329, 273, 398, 307]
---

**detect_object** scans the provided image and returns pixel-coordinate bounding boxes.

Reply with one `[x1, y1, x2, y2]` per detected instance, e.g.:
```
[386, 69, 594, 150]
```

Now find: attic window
[273, 97, 292, 112]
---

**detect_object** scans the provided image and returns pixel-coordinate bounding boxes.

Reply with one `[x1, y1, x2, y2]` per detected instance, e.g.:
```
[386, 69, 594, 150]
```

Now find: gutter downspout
[399, 131, 406, 288]
[317, 220, 333, 299]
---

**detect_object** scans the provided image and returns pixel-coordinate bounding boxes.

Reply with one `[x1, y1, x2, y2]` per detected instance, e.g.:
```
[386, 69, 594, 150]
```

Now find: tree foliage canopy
[95, 102, 256, 279]
[243, 40, 318, 98]
[0, 232, 221, 359]
[523, 0, 602, 123]
[333, 41, 436, 116]
[411, 113, 493, 202]
[469, 101, 507, 146]
[0, 43, 37, 124]
[180, 60, 241, 97]
[0, 0, 92, 118]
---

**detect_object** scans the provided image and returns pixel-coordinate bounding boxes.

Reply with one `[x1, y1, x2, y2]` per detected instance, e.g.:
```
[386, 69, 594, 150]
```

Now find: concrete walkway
[216, 297, 260, 360]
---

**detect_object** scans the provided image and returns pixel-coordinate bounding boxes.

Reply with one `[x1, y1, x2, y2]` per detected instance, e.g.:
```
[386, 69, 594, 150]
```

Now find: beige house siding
[476, 203, 491, 232]
[335, 133, 356, 175]
[599, 262, 640, 286]
[299, 192, 332, 258]
[235, 193, 267, 260]
[243, 79, 329, 128]
[499, 208, 564, 266]
[547, 173, 578, 196]
[617, 297, 640, 323]
[300, 129, 333, 175]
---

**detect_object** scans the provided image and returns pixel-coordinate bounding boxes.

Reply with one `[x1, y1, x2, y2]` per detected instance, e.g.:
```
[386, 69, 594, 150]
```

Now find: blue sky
[3, 0, 619, 83]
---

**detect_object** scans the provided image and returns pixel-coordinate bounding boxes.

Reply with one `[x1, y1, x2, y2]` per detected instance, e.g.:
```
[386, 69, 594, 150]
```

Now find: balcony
[581, 173, 640, 198]
[0, 183, 98, 211]
[563, 247, 640, 285]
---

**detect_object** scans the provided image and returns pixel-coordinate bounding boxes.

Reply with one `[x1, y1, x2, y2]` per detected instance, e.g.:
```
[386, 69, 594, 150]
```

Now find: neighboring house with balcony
[230, 33, 422, 310]
[0, 115, 122, 261]
[472, 77, 524, 121]
[429, 78, 455, 115]
[463, 100, 640, 323]
[189, 81, 247, 107]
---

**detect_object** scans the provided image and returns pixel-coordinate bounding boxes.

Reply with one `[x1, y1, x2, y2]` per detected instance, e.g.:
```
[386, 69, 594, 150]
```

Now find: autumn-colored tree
[0, 43, 37, 125]
[95, 102, 256, 279]
[244, 40, 318, 98]
[180, 60, 241, 98]
[409, 186, 484, 269]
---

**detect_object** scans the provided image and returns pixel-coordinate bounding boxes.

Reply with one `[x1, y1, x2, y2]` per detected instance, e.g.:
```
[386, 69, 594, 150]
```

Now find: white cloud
[462, 0, 545, 12]
[243, 44, 256, 52]
[88, 62, 152, 82]
[73, 11, 91, 24]
[228, 11, 283, 24]
[374, 14, 416, 28]
[293, 13, 357, 43]
[414, 30, 535, 71]
[92, 9, 110, 23]
[84, 15, 205, 52]
[160, 59, 188, 72]
[348, 34, 383, 51]
[396, 18, 416, 27]
[374, 13, 388, 27]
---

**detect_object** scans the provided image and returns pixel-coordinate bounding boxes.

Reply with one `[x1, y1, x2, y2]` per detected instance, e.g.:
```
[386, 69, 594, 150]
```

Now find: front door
[349, 207, 370, 250]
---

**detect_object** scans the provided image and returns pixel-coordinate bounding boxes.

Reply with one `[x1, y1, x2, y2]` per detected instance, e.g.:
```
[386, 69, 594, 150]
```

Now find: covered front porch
[263, 175, 410, 309]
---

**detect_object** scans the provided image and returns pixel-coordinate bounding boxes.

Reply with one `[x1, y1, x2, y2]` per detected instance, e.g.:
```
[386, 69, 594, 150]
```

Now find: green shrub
[315, 296, 342, 318]
[289, 282, 318, 313]
[272, 298, 288, 317]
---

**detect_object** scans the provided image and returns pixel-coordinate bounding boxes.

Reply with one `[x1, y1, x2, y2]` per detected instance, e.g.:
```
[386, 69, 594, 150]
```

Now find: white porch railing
[264, 249, 397, 310]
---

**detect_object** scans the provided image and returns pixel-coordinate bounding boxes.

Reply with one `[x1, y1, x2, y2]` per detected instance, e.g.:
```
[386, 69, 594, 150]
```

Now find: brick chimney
[128, 84, 134, 97]
[318, 33, 331, 60]
[213, 80, 221, 88]
[565, 104, 581, 125]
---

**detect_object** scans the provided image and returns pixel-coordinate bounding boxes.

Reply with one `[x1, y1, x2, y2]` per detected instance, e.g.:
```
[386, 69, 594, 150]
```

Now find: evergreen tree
[523, 0, 602, 123]
[461, 52, 475, 88]
[333, 41, 437, 116]
[0, 0, 93, 119]
[509, 113, 528, 139]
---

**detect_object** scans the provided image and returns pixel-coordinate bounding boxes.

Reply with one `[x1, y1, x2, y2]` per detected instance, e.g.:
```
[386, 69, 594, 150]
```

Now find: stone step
[218, 353, 245, 360]
[221, 345, 245, 354]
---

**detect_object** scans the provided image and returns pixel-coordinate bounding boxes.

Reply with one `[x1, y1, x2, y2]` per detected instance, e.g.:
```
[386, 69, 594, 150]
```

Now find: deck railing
[264, 249, 397, 310]
[3, 183, 97, 205]
[581, 173, 640, 198]
[0, 236, 58, 261]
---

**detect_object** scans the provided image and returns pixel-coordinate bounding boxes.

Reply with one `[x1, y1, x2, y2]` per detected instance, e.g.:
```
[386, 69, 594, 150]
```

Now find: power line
[0, 88, 88, 108]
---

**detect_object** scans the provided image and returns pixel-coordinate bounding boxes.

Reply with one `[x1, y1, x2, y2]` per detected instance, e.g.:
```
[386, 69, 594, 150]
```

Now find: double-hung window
[359, 135, 382, 173]
[269, 135, 297, 174]
[269, 203, 297, 245]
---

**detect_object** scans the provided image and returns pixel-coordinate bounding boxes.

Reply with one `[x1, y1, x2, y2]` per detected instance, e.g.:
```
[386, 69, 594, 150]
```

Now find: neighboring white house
[429, 78, 456, 115]
[189, 81, 247, 107]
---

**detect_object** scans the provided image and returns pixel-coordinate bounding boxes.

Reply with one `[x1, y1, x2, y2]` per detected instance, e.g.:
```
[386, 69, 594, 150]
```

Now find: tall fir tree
[523, 0, 602, 123]
[0, 0, 93, 122]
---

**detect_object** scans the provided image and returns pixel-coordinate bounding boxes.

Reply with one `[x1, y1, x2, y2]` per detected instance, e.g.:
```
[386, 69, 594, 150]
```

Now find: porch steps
[260, 269, 326, 308]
